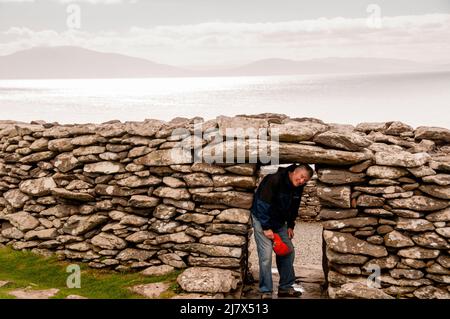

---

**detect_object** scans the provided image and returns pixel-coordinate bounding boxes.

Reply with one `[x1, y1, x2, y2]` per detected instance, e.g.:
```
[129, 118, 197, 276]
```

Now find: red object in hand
[272, 233, 292, 256]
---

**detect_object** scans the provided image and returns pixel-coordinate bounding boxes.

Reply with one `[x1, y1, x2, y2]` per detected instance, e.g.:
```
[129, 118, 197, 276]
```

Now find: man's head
[288, 164, 314, 187]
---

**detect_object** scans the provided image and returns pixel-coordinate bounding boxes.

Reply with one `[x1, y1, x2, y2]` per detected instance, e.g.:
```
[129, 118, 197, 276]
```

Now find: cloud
[1, 14, 450, 66]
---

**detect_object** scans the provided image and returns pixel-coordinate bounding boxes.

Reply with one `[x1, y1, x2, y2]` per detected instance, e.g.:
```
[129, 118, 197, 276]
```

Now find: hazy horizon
[1, 0, 450, 67]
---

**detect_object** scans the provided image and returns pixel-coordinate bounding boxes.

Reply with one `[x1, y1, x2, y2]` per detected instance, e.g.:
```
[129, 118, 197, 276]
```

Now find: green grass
[0, 246, 182, 299]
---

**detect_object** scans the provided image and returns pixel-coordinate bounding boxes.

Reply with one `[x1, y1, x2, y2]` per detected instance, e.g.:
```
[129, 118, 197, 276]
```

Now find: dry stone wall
[0, 114, 449, 299]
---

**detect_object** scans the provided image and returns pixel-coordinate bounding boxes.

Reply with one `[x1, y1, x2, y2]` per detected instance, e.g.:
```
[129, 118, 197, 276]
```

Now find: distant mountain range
[0, 46, 448, 79]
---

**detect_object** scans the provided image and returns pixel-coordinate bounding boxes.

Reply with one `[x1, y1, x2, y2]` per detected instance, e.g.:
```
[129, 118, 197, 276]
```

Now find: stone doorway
[242, 164, 327, 299]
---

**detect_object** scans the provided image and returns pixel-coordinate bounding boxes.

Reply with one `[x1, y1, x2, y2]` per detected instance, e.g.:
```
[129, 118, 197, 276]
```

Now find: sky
[0, 0, 450, 67]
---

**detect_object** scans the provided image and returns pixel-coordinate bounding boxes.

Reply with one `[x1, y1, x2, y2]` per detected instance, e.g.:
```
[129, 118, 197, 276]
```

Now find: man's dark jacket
[251, 164, 304, 231]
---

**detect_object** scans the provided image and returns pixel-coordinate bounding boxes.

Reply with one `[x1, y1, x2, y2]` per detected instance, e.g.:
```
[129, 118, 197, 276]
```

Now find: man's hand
[263, 229, 274, 240]
[288, 228, 294, 239]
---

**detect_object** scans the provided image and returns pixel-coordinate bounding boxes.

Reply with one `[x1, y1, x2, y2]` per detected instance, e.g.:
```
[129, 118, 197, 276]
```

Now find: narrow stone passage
[243, 221, 326, 299]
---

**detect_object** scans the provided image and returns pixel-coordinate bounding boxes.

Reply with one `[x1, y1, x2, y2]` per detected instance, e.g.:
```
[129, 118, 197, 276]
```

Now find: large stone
[325, 248, 369, 265]
[192, 192, 253, 209]
[422, 174, 450, 186]
[224, 164, 256, 176]
[71, 134, 103, 146]
[153, 187, 191, 200]
[270, 120, 328, 142]
[206, 223, 248, 235]
[317, 168, 366, 185]
[149, 220, 181, 234]
[1, 227, 24, 239]
[153, 204, 177, 220]
[408, 166, 436, 178]
[119, 215, 148, 227]
[390, 209, 423, 219]
[362, 255, 399, 271]
[63, 214, 109, 236]
[94, 184, 132, 197]
[279, 143, 372, 165]
[412, 232, 450, 249]
[176, 213, 214, 224]
[212, 175, 256, 189]
[425, 274, 450, 284]
[355, 186, 403, 195]
[20, 151, 55, 163]
[390, 269, 424, 280]
[318, 209, 358, 220]
[366, 166, 409, 179]
[313, 131, 371, 151]
[9, 288, 60, 299]
[175, 243, 242, 258]
[5, 212, 39, 232]
[91, 232, 127, 250]
[19, 177, 57, 196]
[419, 185, 450, 200]
[125, 119, 164, 137]
[215, 208, 250, 224]
[385, 121, 413, 136]
[425, 207, 450, 222]
[187, 256, 241, 268]
[4, 189, 30, 208]
[53, 152, 80, 173]
[415, 126, 450, 142]
[155, 232, 196, 244]
[198, 138, 276, 163]
[356, 195, 385, 207]
[51, 188, 94, 202]
[24, 228, 58, 240]
[384, 230, 414, 248]
[130, 282, 170, 299]
[413, 286, 450, 299]
[134, 148, 192, 166]
[317, 185, 351, 208]
[116, 175, 162, 188]
[116, 248, 156, 261]
[162, 176, 186, 188]
[177, 267, 241, 293]
[436, 227, 450, 238]
[396, 218, 435, 232]
[374, 151, 431, 168]
[331, 283, 394, 299]
[128, 195, 159, 208]
[41, 204, 79, 218]
[217, 115, 268, 138]
[183, 173, 214, 187]
[83, 161, 125, 174]
[437, 255, 450, 268]
[388, 196, 448, 212]
[430, 159, 450, 173]
[48, 138, 73, 152]
[323, 230, 388, 257]
[397, 247, 440, 259]
[158, 253, 187, 268]
[199, 234, 246, 247]
[355, 122, 389, 133]
[29, 138, 49, 151]
[322, 217, 378, 230]
[125, 231, 156, 243]
[191, 163, 226, 175]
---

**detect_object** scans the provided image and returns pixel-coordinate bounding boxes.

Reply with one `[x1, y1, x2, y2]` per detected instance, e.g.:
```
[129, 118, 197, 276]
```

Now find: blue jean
[252, 214, 296, 293]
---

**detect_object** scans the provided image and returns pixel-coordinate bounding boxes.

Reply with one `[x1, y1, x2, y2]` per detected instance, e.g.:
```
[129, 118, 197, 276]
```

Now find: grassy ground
[0, 246, 182, 299]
